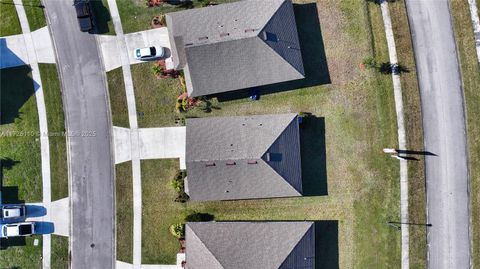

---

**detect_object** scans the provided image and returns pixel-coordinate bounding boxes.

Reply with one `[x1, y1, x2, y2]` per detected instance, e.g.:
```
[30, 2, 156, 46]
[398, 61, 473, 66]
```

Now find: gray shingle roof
[185, 113, 302, 201]
[166, 0, 305, 97]
[185, 222, 315, 269]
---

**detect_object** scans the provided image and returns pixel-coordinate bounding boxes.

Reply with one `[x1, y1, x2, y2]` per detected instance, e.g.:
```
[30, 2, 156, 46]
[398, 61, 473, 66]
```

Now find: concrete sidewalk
[380, 2, 409, 269]
[0, 26, 55, 69]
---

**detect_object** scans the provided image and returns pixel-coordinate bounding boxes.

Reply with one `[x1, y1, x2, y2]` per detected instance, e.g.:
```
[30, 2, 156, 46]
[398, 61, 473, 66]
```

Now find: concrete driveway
[98, 27, 171, 71]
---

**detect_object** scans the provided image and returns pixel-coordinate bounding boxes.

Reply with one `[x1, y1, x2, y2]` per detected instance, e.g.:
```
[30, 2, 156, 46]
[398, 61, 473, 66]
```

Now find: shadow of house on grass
[0, 64, 38, 125]
[300, 116, 328, 196]
[314, 221, 339, 269]
[90, 0, 112, 34]
[215, 3, 330, 102]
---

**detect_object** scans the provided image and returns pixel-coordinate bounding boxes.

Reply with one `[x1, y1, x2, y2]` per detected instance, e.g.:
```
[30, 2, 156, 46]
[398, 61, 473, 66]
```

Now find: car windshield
[150, 47, 156, 56]
[136, 50, 141, 58]
[19, 225, 32, 235]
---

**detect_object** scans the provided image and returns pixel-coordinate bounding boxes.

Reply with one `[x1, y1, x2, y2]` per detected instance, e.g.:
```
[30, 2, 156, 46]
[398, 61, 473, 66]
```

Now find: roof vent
[185, 43, 194, 47]
[205, 162, 216, 167]
[226, 161, 236, 166]
[198, 36, 208, 41]
[220, 33, 230, 37]
[247, 160, 258, 164]
[244, 28, 255, 33]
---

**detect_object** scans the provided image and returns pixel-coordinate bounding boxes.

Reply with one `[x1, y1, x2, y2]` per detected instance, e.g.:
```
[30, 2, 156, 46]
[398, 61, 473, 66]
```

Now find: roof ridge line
[255, 0, 306, 77]
[277, 223, 315, 268]
[261, 159, 302, 196]
[260, 113, 298, 156]
[188, 225, 225, 268]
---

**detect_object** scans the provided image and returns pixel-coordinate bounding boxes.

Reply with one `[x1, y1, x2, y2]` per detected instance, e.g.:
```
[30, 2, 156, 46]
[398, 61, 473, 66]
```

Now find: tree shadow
[300, 116, 328, 196]
[378, 62, 410, 75]
[0, 64, 37, 124]
[90, 0, 112, 34]
[314, 221, 339, 269]
[214, 2, 330, 102]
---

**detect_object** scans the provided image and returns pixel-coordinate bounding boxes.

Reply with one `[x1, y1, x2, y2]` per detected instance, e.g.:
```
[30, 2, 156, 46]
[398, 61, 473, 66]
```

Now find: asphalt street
[43, 1, 115, 268]
[405, 1, 470, 268]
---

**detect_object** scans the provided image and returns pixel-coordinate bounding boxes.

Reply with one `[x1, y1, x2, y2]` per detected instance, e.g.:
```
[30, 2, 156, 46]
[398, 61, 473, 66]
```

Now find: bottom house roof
[185, 222, 315, 269]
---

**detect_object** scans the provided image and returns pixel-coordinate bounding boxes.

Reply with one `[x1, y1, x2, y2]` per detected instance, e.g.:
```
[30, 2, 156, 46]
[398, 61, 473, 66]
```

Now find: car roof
[3, 207, 22, 217]
[139, 47, 153, 57]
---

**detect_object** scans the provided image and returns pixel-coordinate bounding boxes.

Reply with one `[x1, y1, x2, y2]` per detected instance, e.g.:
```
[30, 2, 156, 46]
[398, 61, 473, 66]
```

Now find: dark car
[74, 0, 94, 32]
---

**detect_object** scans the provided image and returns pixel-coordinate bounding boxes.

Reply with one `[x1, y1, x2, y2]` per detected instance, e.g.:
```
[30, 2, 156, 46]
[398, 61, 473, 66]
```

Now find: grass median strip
[389, 1, 427, 268]
[39, 63, 68, 201]
[116, 161, 134, 263]
[450, 0, 480, 266]
[22, 0, 46, 31]
[51, 235, 69, 269]
[107, 67, 130, 128]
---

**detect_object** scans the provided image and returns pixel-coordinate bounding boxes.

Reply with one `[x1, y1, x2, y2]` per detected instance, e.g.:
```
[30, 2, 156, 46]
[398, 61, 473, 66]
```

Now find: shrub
[362, 57, 377, 69]
[169, 223, 185, 238]
[171, 170, 189, 202]
[184, 212, 215, 222]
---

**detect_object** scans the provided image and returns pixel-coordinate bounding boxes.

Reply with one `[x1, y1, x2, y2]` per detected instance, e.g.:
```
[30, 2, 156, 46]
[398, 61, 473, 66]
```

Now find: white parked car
[133, 46, 165, 60]
[1, 222, 36, 238]
[1, 205, 26, 222]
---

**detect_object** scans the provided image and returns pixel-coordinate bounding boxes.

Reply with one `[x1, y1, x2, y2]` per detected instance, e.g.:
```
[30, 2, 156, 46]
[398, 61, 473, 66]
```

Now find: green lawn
[107, 67, 130, 128]
[117, 1, 404, 266]
[51, 235, 69, 269]
[142, 159, 181, 264]
[450, 0, 480, 267]
[22, 0, 46, 31]
[0, 0, 22, 36]
[116, 161, 134, 263]
[132, 63, 183, 128]
[39, 64, 68, 201]
[389, 1, 427, 268]
[117, 0, 237, 33]
[0, 65, 42, 203]
[0, 235, 42, 267]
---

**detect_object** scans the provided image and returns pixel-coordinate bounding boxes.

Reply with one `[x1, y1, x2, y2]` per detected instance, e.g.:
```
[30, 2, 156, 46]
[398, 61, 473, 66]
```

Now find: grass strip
[51, 235, 69, 269]
[388, 1, 427, 268]
[107, 67, 130, 128]
[450, 0, 480, 266]
[22, 0, 46, 31]
[39, 63, 68, 201]
[116, 161, 133, 263]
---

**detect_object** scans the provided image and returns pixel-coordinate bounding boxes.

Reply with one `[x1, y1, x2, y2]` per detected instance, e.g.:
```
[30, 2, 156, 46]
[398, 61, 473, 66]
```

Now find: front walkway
[13, 1, 53, 268]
